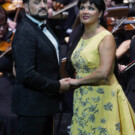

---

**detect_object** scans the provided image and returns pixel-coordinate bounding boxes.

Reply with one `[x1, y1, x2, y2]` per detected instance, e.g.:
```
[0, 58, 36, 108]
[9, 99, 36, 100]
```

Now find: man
[11, 0, 70, 134]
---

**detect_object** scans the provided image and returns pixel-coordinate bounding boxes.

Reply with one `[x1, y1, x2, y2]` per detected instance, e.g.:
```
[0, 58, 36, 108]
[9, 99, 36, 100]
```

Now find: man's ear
[23, 3, 29, 13]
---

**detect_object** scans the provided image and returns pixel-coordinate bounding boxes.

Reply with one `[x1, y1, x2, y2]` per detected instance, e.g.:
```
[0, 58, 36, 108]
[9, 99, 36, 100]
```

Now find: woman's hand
[69, 79, 80, 90]
[59, 78, 81, 93]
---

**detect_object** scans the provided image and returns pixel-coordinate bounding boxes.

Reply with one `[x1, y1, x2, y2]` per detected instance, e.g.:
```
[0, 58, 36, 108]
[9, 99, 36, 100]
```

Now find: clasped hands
[59, 78, 80, 93]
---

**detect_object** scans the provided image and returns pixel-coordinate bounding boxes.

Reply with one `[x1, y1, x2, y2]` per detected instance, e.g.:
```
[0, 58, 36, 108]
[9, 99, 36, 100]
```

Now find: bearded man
[11, 0, 70, 134]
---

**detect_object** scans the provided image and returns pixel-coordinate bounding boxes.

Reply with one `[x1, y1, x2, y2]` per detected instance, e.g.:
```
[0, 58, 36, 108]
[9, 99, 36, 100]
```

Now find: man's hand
[59, 78, 81, 93]
[59, 78, 70, 93]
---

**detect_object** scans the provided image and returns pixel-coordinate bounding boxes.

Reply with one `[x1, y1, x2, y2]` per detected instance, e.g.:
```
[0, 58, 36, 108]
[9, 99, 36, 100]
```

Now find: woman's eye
[80, 6, 85, 10]
[88, 6, 94, 10]
[79, 6, 94, 11]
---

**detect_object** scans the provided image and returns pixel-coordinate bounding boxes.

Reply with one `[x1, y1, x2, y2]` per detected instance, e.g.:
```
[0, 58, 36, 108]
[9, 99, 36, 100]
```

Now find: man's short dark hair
[23, 0, 29, 4]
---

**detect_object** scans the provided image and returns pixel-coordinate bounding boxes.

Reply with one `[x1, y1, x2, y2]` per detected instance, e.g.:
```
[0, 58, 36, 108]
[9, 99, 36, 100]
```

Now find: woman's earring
[98, 18, 100, 28]
[81, 23, 83, 27]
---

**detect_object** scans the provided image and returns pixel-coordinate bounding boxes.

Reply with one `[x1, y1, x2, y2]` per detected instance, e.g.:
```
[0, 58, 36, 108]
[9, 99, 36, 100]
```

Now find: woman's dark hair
[0, 6, 7, 22]
[77, 0, 107, 28]
[66, 23, 84, 78]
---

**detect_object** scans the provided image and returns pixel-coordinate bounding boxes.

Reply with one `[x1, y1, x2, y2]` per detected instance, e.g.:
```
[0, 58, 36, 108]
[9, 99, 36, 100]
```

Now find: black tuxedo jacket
[12, 15, 60, 116]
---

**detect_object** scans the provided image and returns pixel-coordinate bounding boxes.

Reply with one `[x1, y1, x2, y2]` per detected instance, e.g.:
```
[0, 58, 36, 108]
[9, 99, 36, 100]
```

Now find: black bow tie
[40, 23, 46, 30]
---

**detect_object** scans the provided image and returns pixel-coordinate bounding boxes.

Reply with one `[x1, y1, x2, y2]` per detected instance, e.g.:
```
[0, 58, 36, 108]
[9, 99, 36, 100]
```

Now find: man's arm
[12, 24, 64, 96]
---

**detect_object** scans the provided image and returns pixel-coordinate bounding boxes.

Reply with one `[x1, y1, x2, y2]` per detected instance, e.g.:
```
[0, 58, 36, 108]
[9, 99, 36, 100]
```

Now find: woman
[67, 0, 135, 134]
[0, 6, 16, 135]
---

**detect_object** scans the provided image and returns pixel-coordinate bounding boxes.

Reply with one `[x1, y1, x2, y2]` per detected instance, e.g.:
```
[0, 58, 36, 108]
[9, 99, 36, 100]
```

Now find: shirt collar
[26, 14, 46, 27]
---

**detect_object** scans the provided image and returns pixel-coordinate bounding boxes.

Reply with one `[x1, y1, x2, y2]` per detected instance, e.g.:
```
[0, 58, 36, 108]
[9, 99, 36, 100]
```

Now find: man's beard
[31, 14, 48, 21]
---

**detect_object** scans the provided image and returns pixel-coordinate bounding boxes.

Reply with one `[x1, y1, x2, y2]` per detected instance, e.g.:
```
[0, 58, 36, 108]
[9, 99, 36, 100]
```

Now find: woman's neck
[83, 23, 100, 39]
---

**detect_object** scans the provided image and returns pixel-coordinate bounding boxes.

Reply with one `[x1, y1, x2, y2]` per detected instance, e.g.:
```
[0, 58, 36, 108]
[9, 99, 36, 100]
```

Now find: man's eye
[34, 0, 40, 4]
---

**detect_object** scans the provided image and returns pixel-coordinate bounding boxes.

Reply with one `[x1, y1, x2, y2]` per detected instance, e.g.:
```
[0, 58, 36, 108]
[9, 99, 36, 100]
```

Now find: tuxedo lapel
[38, 29, 60, 65]
[24, 16, 60, 65]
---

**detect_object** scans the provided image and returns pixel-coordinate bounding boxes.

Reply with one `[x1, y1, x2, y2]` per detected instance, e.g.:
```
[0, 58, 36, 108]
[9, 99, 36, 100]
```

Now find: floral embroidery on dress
[115, 123, 121, 132]
[104, 102, 113, 111]
[100, 118, 106, 124]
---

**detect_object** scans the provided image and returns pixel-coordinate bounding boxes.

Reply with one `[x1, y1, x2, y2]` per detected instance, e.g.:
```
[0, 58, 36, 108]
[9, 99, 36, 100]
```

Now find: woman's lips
[83, 16, 89, 20]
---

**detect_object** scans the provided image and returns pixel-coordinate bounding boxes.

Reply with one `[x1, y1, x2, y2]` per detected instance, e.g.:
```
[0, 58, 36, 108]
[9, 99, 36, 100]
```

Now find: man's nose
[40, 1, 47, 8]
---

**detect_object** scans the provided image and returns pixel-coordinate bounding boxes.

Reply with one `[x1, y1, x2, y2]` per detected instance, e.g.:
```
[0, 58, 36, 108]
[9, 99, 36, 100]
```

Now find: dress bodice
[71, 30, 115, 85]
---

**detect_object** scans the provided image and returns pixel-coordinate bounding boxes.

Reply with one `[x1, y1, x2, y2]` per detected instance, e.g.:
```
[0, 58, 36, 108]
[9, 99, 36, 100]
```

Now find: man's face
[25, 0, 48, 21]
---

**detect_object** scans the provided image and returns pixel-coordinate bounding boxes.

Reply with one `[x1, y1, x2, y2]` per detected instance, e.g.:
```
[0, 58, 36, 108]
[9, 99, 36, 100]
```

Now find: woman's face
[79, 1, 101, 26]
[0, 19, 8, 39]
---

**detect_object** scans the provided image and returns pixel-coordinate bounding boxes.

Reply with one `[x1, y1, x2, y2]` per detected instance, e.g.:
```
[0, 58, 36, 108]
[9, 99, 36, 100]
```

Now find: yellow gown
[70, 30, 135, 135]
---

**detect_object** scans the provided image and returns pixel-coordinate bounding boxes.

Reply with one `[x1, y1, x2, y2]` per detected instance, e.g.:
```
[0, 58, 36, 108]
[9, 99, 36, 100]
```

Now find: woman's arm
[69, 34, 116, 87]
